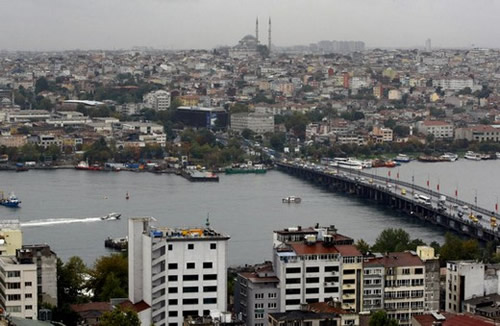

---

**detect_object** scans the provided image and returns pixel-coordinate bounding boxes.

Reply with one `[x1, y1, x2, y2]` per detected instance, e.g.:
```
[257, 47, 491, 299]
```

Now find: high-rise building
[128, 217, 230, 326]
[144, 90, 171, 111]
[425, 38, 432, 52]
[268, 18, 272, 53]
[22, 244, 58, 307]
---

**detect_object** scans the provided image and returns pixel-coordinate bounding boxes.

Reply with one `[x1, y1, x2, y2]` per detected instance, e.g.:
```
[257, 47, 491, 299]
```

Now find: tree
[355, 239, 370, 255]
[369, 310, 399, 326]
[99, 307, 140, 326]
[269, 132, 286, 152]
[35, 77, 50, 94]
[88, 254, 128, 301]
[241, 128, 255, 140]
[393, 125, 410, 137]
[372, 228, 411, 253]
[439, 233, 480, 263]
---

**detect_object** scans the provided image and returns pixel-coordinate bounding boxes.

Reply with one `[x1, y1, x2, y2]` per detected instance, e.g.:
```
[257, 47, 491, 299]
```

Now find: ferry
[337, 158, 363, 170]
[0, 192, 21, 208]
[439, 153, 458, 162]
[394, 154, 411, 163]
[464, 151, 482, 161]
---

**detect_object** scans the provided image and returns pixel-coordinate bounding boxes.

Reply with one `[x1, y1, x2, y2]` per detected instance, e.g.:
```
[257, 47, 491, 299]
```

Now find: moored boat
[337, 158, 363, 170]
[417, 155, 443, 162]
[464, 151, 482, 161]
[282, 196, 301, 204]
[439, 153, 458, 162]
[394, 154, 411, 163]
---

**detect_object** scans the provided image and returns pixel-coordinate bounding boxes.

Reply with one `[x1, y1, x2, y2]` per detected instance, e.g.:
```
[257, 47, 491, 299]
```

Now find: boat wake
[21, 217, 103, 227]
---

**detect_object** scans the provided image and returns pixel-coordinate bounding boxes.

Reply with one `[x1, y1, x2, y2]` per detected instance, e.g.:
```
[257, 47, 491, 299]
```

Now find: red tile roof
[70, 302, 112, 313]
[413, 313, 494, 326]
[336, 245, 362, 257]
[119, 300, 150, 313]
[307, 302, 350, 315]
[290, 242, 339, 255]
[421, 120, 451, 126]
[364, 252, 423, 267]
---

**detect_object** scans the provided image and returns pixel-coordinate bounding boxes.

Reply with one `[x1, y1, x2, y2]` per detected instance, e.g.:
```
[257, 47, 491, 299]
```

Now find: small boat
[439, 153, 458, 162]
[75, 160, 102, 171]
[0, 192, 21, 208]
[464, 151, 481, 161]
[126, 192, 130, 200]
[417, 155, 442, 162]
[384, 160, 397, 168]
[282, 196, 301, 204]
[337, 158, 363, 170]
[394, 154, 411, 163]
[101, 212, 121, 220]
[16, 166, 29, 172]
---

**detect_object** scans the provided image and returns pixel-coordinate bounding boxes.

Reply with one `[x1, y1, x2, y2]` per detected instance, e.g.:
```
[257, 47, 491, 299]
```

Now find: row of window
[168, 285, 217, 293]
[7, 282, 31, 289]
[285, 287, 339, 295]
[285, 266, 339, 274]
[255, 293, 277, 299]
[167, 275, 216, 282]
[167, 243, 217, 251]
[254, 302, 277, 309]
[6, 293, 32, 301]
[167, 262, 213, 270]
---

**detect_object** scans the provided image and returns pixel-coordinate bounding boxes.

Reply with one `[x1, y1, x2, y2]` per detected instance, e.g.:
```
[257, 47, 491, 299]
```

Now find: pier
[277, 162, 500, 243]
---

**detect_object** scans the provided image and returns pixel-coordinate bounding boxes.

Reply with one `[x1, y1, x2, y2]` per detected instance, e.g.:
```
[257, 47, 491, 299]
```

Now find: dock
[104, 236, 128, 251]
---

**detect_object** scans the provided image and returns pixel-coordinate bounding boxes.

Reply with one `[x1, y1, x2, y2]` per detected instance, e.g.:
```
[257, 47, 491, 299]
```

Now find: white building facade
[128, 217, 229, 326]
[144, 90, 171, 111]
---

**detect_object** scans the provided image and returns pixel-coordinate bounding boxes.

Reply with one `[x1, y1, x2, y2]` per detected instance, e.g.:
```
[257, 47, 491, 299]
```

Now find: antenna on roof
[206, 213, 210, 228]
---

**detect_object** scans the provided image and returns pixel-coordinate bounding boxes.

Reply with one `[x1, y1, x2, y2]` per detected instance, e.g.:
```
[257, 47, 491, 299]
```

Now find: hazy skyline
[1, 0, 499, 51]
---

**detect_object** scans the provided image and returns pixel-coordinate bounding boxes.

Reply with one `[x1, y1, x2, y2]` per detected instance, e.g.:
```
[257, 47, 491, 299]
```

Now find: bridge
[276, 161, 500, 243]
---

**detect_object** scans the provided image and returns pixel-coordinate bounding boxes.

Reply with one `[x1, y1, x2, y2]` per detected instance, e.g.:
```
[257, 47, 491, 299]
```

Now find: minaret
[256, 17, 259, 45]
[268, 17, 272, 53]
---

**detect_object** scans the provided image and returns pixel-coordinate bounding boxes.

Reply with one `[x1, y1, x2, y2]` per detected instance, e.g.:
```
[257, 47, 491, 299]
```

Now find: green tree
[88, 254, 128, 301]
[57, 256, 89, 305]
[355, 239, 370, 255]
[372, 228, 411, 253]
[99, 307, 140, 326]
[439, 233, 480, 263]
[241, 128, 255, 140]
[269, 132, 286, 152]
[35, 77, 50, 94]
[369, 310, 399, 326]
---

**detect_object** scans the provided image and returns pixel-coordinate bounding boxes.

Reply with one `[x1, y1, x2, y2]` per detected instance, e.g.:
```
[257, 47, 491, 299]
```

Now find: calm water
[3, 160, 493, 267]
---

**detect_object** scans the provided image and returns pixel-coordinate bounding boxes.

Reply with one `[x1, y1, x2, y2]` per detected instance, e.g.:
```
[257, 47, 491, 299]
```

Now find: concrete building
[445, 261, 486, 313]
[371, 127, 393, 142]
[336, 246, 363, 312]
[416, 246, 440, 312]
[128, 217, 230, 326]
[144, 90, 171, 111]
[0, 249, 38, 320]
[230, 112, 274, 134]
[175, 106, 228, 129]
[0, 220, 23, 256]
[22, 245, 58, 307]
[432, 78, 474, 91]
[417, 120, 454, 139]
[388, 89, 402, 101]
[29, 135, 63, 149]
[364, 252, 426, 326]
[455, 125, 500, 142]
[234, 262, 279, 326]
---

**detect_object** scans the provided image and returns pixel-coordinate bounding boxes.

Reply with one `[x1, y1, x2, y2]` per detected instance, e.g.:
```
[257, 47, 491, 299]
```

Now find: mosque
[229, 17, 272, 59]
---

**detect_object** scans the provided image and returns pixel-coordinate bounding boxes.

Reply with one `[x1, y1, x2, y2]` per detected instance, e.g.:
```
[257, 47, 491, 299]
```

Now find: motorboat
[394, 154, 411, 163]
[282, 196, 301, 204]
[101, 212, 121, 220]
[439, 153, 458, 162]
[0, 192, 21, 208]
[464, 151, 481, 161]
[337, 158, 363, 170]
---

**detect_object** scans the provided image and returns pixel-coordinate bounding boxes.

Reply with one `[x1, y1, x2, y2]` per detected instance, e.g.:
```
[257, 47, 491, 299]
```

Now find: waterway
[3, 159, 493, 266]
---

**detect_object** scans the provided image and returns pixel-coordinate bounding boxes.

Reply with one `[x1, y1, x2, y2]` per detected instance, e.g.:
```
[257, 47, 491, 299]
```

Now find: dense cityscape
[1, 8, 500, 326]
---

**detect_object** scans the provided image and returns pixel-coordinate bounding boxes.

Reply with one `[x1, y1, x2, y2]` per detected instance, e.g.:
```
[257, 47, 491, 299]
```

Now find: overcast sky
[1, 0, 499, 51]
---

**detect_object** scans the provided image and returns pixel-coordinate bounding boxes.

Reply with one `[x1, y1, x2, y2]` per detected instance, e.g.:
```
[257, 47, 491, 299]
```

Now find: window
[7, 271, 20, 277]
[343, 269, 355, 275]
[188, 244, 194, 250]
[186, 262, 195, 269]
[306, 288, 319, 294]
[306, 277, 319, 283]
[402, 268, 410, 275]
[325, 287, 339, 293]
[25, 293, 32, 299]
[204, 274, 217, 281]
[7, 294, 21, 301]
[168, 263, 178, 270]
[183, 298, 199, 305]
[168, 244, 173, 251]
[415, 268, 424, 274]
[168, 275, 178, 282]
[306, 266, 319, 273]
[183, 287, 199, 293]
[286, 278, 300, 284]
[286, 288, 300, 295]
[268, 293, 277, 298]
[204, 286, 217, 292]
[285, 299, 300, 305]
[325, 266, 339, 272]
[7, 283, 20, 289]
[210, 243, 217, 250]
[255, 313, 264, 319]
[183, 275, 199, 281]
[286, 267, 301, 274]
[255, 303, 264, 309]
[25, 305, 33, 310]
[203, 262, 213, 269]
[169, 311, 178, 317]
[325, 276, 339, 283]
[204, 298, 217, 304]
[168, 287, 178, 293]
[169, 299, 178, 305]
[268, 302, 277, 309]
[255, 293, 264, 299]
[306, 298, 319, 304]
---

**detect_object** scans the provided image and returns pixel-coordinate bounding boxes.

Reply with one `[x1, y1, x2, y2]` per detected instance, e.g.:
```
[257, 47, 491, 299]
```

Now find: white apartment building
[272, 226, 357, 312]
[121, 122, 164, 134]
[231, 112, 274, 134]
[0, 249, 38, 320]
[128, 217, 230, 326]
[432, 78, 474, 91]
[144, 90, 171, 111]
[417, 120, 454, 139]
[445, 261, 487, 313]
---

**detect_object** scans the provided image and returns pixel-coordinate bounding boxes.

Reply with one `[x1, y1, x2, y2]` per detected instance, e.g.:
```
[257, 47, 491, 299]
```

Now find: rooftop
[289, 242, 339, 256]
[364, 252, 423, 267]
[239, 272, 279, 284]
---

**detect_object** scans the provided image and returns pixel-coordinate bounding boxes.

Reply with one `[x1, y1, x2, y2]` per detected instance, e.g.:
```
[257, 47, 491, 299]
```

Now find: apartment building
[128, 217, 230, 326]
[417, 120, 454, 139]
[234, 262, 279, 326]
[371, 126, 393, 142]
[0, 220, 22, 256]
[455, 125, 500, 142]
[230, 112, 274, 134]
[363, 252, 426, 326]
[144, 90, 171, 111]
[22, 244, 58, 307]
[337, 246, 363, 312]
[0, 249, 38, 320]
[272, 225, 355, 312]
[445, 261, 486, 313]
[416, 246, 440, 311]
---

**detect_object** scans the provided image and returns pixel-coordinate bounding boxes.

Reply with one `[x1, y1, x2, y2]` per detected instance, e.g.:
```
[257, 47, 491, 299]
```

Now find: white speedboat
[439, 153, 458, 162]
[394, 154, 411, 163]
[464, 151, 481, 161]
[282, 196, 301, 204]
[102, 212, 121, 220]
[337, 158, 363, 170]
